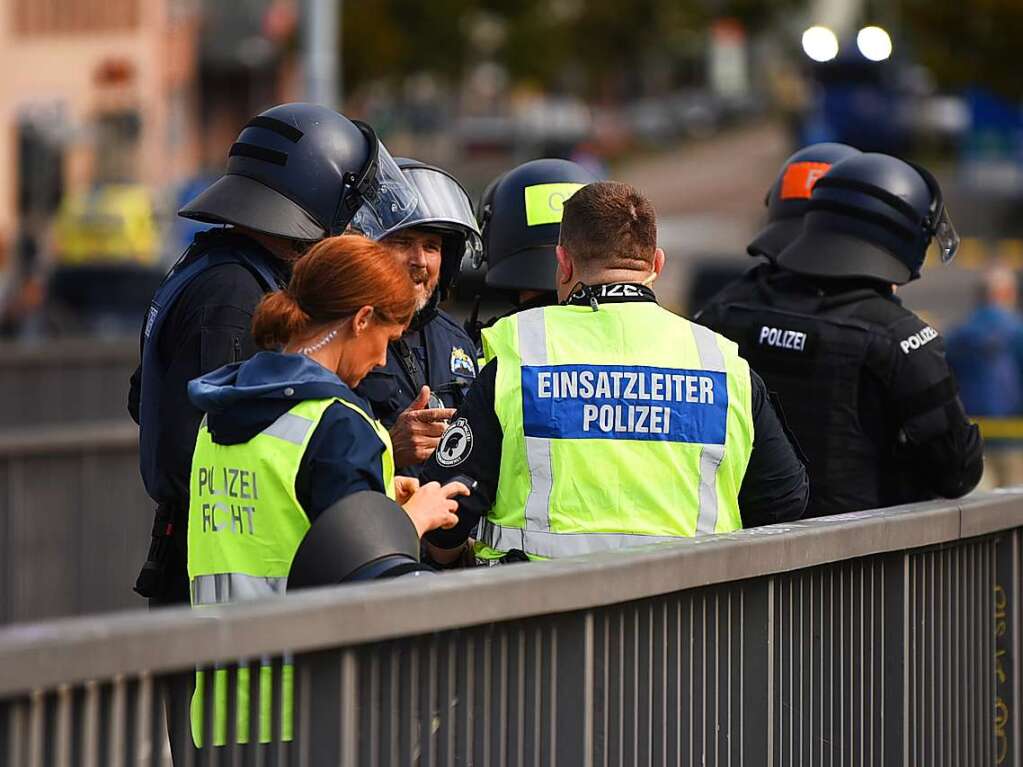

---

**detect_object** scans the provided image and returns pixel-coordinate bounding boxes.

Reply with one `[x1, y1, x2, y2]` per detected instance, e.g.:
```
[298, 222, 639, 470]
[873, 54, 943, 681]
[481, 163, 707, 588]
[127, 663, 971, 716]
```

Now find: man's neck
[235, 228, 302, 263]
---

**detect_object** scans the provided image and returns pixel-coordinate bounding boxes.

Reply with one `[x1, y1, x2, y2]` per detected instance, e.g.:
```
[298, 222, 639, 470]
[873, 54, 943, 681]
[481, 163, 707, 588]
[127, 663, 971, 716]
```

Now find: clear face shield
[352, 163, 482, 262]
[914, 162, 960, 264]
[345, 125, 419, 240]
[933, 205, 960, 264]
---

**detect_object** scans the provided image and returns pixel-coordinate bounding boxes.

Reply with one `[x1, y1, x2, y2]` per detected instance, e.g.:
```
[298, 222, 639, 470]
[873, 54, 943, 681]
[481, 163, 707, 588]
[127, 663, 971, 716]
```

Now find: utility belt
[134, 502, 187, 600]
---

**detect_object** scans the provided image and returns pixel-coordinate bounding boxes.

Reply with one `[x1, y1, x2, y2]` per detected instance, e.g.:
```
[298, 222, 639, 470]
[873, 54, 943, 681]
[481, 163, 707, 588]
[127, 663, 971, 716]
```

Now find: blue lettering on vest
[521, 364, 728, 444]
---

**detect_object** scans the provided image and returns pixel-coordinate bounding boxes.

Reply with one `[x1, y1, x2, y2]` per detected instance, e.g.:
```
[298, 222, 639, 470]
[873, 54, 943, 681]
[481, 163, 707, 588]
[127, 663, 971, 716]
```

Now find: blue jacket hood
[188, 352, 371, 445]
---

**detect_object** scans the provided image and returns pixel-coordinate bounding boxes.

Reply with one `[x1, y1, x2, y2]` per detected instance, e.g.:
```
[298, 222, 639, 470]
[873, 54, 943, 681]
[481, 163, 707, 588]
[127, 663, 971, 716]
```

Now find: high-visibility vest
[187, 395, 394, 747]
[477, 302, 754, 561]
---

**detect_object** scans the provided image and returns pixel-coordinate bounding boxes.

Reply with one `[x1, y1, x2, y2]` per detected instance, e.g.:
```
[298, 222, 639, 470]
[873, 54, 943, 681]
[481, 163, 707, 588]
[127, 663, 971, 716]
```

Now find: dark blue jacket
[356, 305, 477, 471]
[189, 352, 389, 522]
[129, 229, 289, 506]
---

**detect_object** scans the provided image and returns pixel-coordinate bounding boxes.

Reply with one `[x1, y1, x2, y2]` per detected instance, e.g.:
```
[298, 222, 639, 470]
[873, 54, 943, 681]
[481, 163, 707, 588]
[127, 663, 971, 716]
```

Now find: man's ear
[555, 244, 574, 286]
[653, 247, 666, 277]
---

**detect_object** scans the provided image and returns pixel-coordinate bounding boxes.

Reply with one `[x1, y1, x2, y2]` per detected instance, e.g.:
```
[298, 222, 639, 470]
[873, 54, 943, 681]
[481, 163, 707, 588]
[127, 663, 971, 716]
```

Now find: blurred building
[0, 0, 300, 276]
[0, 0, 203, 258]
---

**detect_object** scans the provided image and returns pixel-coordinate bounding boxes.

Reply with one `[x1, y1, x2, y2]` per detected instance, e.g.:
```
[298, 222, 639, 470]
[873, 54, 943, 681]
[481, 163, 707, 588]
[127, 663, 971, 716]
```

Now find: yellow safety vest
[477, 301, 754, 561]
[187, 395, 394, 746]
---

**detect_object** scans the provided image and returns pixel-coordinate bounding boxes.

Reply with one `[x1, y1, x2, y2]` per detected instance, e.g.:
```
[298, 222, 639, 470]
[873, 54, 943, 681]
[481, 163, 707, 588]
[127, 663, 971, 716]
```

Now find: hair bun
[252, 290, 311, 350]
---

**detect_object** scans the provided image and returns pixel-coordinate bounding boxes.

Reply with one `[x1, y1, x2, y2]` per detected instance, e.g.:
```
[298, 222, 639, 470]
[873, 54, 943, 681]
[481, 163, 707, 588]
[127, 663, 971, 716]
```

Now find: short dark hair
[559, 181, 657, 269]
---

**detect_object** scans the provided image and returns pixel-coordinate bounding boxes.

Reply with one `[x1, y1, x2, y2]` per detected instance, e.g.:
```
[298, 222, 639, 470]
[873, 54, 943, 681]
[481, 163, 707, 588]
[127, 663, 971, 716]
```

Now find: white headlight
[802, 26, 840, 63]
[857, 26, 893, 62]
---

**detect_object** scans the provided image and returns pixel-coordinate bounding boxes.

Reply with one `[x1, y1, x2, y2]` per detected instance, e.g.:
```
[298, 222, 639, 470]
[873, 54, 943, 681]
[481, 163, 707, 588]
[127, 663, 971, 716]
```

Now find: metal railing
[0, 421, 149, 624]
[0, 340, 137, 428]
[1, 490, 1021, 765]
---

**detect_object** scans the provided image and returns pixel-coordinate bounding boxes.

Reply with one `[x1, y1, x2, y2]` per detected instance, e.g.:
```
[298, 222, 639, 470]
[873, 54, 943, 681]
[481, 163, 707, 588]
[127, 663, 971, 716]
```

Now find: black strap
[394, 338, 427, 391]
[562, 283, 657, 308]
[229, 142, 288, 167]
[245, 115, 304, 143]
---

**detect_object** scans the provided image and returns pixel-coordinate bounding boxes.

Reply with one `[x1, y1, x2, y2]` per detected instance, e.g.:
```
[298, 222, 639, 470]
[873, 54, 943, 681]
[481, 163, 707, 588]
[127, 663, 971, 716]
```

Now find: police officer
[184, 235, 466, 748]
[465, 158, 598, 347]
[696, 153, 983, 517]
[423, 181, 809, 564]
[695, 142, 860, 316]
[353, 159, 483, 473]
[128, 103, 418, 606]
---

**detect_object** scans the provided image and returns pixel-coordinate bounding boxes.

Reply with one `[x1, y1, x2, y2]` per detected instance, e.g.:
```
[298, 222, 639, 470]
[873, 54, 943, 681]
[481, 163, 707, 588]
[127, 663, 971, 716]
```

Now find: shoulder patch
[450, 347, 476, 377]
[436, 417, 473, 467]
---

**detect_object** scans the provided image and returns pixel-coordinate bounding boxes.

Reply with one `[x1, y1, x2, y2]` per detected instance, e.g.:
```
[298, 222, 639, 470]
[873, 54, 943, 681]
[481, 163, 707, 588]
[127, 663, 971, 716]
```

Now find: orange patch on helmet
[780, 162, 831, 200]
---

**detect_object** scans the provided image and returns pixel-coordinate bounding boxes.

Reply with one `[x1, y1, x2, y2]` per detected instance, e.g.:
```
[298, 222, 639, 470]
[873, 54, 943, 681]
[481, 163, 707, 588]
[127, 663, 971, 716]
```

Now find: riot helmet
[748, 142, 861, 260]
[179, 103, 417, 242]
[478, 159, 597, 292]
[352, 158, 481, 292]
[777, 153, 959, 285]
[288, 491, 430, 587]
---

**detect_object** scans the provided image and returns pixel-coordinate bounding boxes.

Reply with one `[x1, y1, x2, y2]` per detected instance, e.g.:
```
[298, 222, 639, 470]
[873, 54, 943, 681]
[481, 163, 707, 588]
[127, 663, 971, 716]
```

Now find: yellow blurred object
[973, 417, 1023, 440]
[52, 185, 159, 266]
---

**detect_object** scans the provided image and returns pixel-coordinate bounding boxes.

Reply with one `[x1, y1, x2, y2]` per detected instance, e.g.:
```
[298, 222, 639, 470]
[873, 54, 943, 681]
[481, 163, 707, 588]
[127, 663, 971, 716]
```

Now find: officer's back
[698, 153, 983, 516]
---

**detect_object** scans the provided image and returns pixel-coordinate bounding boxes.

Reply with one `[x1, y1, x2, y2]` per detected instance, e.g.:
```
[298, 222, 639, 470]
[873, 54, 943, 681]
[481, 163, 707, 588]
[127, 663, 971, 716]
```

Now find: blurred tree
[339, 0, 799, 100]
[900, 0, 1023, 101]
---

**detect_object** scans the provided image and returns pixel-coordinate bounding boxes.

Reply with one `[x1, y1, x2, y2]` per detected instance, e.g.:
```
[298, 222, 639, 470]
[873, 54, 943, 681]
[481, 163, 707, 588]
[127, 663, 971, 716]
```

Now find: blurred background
[3, 0, 1023, 623]
[5, 0, 1023, 338]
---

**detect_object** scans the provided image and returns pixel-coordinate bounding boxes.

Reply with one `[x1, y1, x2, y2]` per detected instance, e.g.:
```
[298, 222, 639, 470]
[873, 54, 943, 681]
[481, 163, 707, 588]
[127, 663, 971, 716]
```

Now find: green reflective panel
[523, 183, 584, 226]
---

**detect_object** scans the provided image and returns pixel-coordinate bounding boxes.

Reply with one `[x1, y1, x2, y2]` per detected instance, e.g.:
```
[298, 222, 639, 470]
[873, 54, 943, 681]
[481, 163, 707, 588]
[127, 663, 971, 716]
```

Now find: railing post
[995, 529, 1021, 766]
[883, 552, 908, 766]
[743, 578, 773, 765]
[553, 610, 594, 767]
[293, 648, 359, 767]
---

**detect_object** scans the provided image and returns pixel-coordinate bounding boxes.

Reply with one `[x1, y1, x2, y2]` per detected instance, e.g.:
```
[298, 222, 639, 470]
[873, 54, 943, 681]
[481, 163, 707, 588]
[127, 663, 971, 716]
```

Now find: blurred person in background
[698, 153, 982, 517]
[465, 159, 597, 349]
[186, 235, 468, 749]
[353, 159, 483, 474]
[696, 143, 860, 319]
[946, 266, 1023, 488]
[424, 182, 807, 566]
[129, 103, 420, 608]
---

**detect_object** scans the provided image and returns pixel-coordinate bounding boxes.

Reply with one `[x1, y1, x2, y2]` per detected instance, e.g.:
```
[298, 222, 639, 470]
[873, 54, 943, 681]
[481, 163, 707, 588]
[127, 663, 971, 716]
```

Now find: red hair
[252, 234, 417, 349]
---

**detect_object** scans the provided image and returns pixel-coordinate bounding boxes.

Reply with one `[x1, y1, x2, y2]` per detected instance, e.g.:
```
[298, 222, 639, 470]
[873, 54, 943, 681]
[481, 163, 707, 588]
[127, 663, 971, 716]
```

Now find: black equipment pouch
[133, 505, 177, 599]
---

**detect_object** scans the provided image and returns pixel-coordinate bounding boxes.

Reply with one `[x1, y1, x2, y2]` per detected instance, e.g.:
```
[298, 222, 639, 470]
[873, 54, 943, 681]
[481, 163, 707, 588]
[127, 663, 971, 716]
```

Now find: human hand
[402, 480, 471, 538]
[389, 386, 457, 468]
[393, 476, 420, 506]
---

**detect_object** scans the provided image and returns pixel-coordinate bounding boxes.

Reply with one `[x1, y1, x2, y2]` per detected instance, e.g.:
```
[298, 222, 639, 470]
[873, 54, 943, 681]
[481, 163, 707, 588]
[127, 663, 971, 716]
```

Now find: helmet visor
[934, 205, 960, 264]
[354, 165, 483, 262]
[351, 141, 419, 239]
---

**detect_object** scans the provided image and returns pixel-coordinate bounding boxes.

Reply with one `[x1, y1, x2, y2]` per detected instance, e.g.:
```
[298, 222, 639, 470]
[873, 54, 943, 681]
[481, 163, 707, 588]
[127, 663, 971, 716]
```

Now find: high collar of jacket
[187, 352, 367, 445]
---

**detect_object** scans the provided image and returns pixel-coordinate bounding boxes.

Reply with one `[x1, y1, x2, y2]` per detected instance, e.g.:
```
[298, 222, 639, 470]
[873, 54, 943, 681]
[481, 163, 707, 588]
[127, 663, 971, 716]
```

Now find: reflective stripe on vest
[479, 303, 754, 560]
[191, 573, 288, 605]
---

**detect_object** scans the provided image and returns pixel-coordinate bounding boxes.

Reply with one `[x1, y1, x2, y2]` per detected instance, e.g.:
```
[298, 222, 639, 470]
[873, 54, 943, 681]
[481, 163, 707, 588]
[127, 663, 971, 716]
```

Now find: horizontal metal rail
[0, 340, 137, 428]
[0, 421, 149, 624]
[0, 491, 1020, 765]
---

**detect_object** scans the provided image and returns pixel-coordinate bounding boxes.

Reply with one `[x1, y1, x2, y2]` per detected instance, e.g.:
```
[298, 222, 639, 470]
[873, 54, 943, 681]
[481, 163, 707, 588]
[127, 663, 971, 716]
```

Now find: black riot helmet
[288, 491, 431, 587]
[748, 142, 861, 261]
[478, 159, 597, 292]
[179, 103, 418, 242]
[353, 158, 482, 292]
[777, 153, 960, 285]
